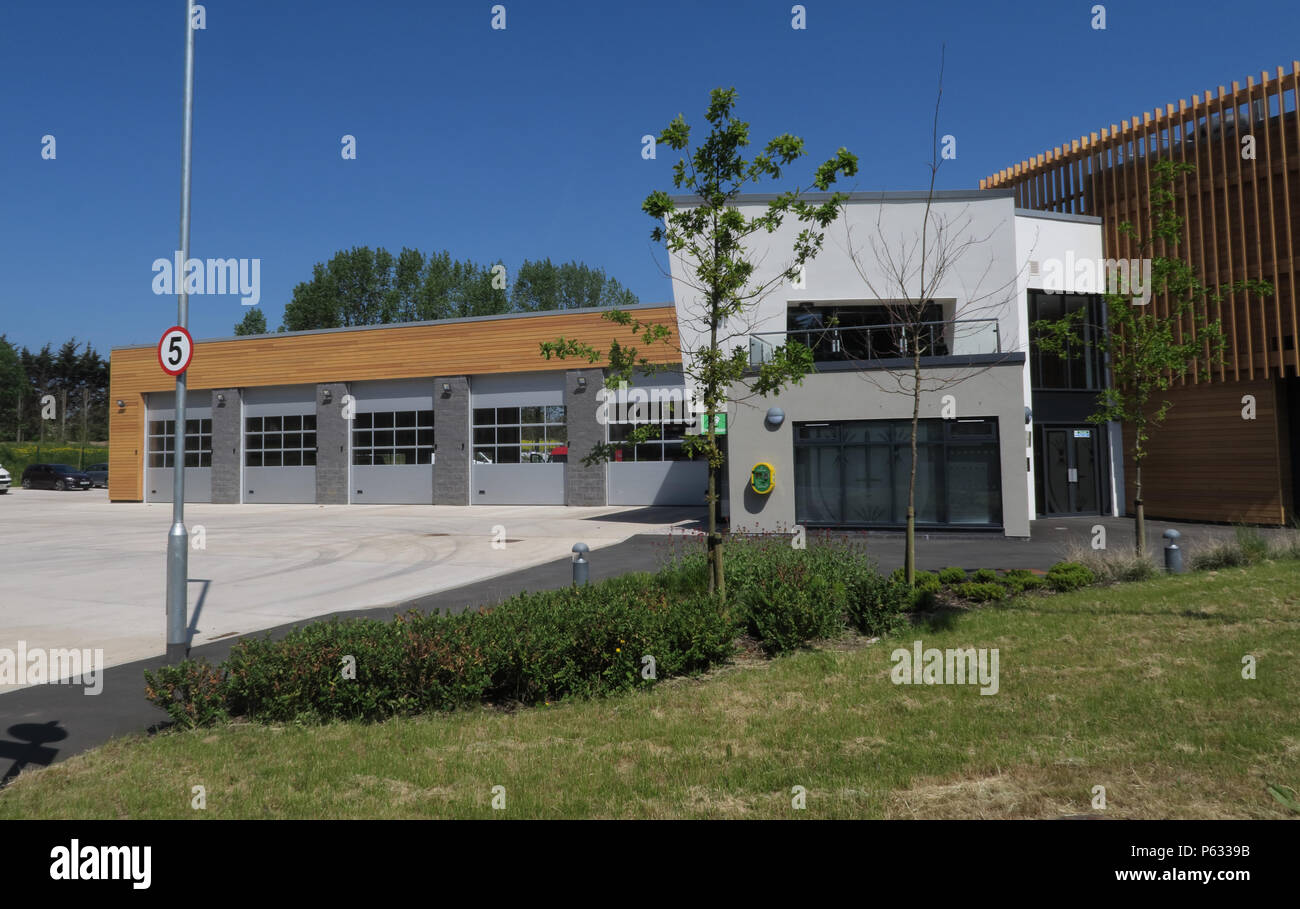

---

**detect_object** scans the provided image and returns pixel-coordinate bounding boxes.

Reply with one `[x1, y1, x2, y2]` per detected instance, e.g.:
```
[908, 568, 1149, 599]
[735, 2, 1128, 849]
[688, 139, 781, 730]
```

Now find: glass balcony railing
[748, 318, 1001, 367]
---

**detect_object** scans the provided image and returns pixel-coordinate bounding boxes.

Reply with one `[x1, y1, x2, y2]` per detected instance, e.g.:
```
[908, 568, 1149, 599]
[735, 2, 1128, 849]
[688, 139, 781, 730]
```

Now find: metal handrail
[749, 318, 1001, 365]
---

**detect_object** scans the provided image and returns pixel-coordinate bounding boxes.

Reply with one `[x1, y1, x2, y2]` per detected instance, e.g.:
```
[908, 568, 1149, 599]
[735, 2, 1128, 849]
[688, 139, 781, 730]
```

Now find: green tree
[0, 336, 27, 441]
[234, 308, 268, 335]
[1034, 159, 1272, 557]
[840, 48, 1016, 585]
[513, 259, 639, 311]
[541, 87, 857, 599]
[282, 247, 638, 330]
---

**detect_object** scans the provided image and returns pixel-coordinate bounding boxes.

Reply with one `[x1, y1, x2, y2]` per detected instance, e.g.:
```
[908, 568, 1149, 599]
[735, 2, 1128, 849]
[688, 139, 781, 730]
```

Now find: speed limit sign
[158, 326, 194, 376]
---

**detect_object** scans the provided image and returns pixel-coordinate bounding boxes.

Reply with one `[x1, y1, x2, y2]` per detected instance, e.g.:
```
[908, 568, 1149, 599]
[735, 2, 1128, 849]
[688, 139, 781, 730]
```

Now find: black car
[21, 463, 93, 491]
[84, 462, 109, 487]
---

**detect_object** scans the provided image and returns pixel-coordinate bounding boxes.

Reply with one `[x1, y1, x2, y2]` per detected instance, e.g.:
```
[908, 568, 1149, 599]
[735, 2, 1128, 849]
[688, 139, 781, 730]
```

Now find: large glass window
[473, 405, 566, 464]
[245, 414, 317, 467]
[1028, 291, 1106, 390]
[788, 302, 948, 361]
[148, 418, 212, 468]
[793, 418, 1002, 527]
[607, 408, 698, 462]
[353, 410, 434, 465]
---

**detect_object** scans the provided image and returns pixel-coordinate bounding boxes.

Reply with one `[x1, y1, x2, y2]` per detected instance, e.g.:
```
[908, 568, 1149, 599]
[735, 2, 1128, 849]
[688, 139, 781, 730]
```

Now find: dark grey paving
[849, 515, 1267, 573]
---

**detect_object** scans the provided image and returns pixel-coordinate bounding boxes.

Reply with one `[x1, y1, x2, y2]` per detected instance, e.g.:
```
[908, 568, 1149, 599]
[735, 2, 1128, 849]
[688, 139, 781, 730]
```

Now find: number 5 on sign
[158, 326, 194, 376]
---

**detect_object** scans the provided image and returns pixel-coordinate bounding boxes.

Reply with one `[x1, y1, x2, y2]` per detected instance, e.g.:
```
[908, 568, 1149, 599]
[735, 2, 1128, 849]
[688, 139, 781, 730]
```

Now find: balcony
[748, 318, 1002, 368]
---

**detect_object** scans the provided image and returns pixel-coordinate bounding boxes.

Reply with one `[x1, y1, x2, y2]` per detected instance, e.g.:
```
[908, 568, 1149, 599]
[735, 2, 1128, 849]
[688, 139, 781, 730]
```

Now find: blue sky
[1, 0, 1296, 353]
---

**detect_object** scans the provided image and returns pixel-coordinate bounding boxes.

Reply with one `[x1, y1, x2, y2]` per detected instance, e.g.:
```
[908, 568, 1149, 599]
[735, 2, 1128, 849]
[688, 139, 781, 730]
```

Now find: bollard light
[1163, 528, 1183, 574]
[572, 542, 590, 587]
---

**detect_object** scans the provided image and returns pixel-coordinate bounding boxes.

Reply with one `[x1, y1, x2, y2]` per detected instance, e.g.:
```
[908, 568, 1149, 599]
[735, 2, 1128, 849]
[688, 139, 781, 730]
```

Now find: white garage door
[351, 379, 435, 504]
[243, 386, 316, 504]
[144, 392, 212, 503]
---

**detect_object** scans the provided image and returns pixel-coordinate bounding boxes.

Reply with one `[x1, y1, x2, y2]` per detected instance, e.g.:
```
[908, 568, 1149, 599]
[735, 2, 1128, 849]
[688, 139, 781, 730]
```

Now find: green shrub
[889, 568, 941, 609]
[223, 616, 437, 722]
[1001, 569, 1046, 593]
[955, 581, 1007, 603]
[971, 568, 999, 584]
[144, 534, 903, 726]
[738, 562, 847, 655]
[844, 574, 911, 638]
[144, 659, 229, 729]
[1046, 561, 1097, 592]
[938, 566, 967, 585]
[679, 534, 895, 651]
[475, 575, 734, 703]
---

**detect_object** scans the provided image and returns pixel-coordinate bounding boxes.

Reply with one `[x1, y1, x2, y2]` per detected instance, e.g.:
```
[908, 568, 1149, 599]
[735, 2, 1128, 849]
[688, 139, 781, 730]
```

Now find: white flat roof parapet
[669, 189, 1016, 205]
[1014, 209, 1104, 225]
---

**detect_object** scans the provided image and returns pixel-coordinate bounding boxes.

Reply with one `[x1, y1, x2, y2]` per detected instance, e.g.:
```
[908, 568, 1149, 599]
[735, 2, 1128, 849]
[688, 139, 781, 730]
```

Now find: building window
[245, 414, 317, 467]
[1028, 291, 1106, 390]
[787, 302, 949, 361]
[473, 405, 566, 464]
[353, 410, 434, 465]
[607, 408, 698, 462]
[793, 418, 1002, 527]
[148, 418, 212, 468]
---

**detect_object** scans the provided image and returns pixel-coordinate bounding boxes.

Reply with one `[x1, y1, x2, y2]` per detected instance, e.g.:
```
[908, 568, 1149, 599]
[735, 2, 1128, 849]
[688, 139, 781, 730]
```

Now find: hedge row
[0, 442, 108, 479]
[145, 537, 911, 727]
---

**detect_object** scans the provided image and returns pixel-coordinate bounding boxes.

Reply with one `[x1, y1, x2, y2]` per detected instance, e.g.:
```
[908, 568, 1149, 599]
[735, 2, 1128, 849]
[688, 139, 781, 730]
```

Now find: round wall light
[765, 407, 785, 428]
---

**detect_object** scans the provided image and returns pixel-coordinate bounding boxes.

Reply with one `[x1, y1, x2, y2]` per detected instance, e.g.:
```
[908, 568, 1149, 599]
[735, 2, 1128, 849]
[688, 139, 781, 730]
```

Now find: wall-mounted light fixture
[577, 376, 587, 389]
[765, 406, 785, 428]
[321, 389, 333, 405]
[442, 382, 451, 394]
[216, 393, 226, 406]
[115, 399, 125, 409]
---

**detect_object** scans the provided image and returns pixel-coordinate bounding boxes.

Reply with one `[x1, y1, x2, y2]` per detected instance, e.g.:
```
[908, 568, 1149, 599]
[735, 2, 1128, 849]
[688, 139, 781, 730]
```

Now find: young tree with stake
[1034, 159, 1271, 557]
[541, 87, 857, 599]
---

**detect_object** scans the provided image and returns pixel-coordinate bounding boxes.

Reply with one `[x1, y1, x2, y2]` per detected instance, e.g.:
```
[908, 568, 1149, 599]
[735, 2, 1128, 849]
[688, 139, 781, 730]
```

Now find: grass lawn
[2, 560, 1298, 819]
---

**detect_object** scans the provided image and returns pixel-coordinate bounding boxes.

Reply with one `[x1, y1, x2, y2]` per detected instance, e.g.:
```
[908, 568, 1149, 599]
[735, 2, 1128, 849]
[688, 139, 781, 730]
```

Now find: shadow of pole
[0, 721, 68, 787]
[186, 578, 211, 651]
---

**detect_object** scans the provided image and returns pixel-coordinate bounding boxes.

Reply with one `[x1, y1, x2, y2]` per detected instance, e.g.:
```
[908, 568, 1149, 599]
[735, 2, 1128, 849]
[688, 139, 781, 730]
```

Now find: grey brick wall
[433, 376, 469, 505]
[210, 388, 242, 504]
[565, 368, 606, 506]
[315, 383, 349, 504]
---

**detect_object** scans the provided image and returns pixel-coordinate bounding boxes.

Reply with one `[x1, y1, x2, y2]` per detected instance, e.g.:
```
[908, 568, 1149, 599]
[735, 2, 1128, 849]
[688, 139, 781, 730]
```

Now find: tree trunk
[1133, 459, 1145, 558]
[906, 353, 921, 585]
[705, 285, 725, 601]
[707, 454, 725, 600]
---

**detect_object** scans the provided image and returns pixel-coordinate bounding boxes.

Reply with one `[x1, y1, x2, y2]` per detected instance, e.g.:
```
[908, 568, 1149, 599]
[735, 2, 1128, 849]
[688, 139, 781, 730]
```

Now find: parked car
[21, 463, 93, 491]
[0, 462, 10, 494]
[84, 462, 109, 487]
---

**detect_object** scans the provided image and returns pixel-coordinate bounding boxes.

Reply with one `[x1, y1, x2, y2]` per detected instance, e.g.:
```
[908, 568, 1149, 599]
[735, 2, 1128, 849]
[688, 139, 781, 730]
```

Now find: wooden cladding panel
[106, 396, 144, 501]
[111, 307, 680, 395]
[1120, 378, 1289, 524]
[982, 63, 1300, 382]
[108, 306, 680, 501]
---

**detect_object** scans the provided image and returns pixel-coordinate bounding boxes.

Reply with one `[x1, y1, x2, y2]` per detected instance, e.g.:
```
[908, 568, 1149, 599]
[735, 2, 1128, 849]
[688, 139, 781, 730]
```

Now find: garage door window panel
[149, 418, 211, 468]
[247, 413, 316, 468]
[352, 409, 434, 466]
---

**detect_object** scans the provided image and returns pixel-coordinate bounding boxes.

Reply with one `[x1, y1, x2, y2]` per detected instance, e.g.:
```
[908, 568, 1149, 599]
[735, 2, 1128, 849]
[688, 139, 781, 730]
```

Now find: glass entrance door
[1038, 426, 1104, 515]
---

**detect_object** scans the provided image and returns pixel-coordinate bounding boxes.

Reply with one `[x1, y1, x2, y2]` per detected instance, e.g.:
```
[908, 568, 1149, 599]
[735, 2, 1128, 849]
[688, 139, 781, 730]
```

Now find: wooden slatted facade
[108, 305, 680, 501]
[982, 64, 1300, 524]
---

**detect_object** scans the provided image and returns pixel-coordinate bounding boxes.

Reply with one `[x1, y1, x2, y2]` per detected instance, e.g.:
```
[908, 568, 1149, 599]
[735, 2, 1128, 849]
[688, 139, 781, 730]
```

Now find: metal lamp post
[166, 0, 197, 664]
